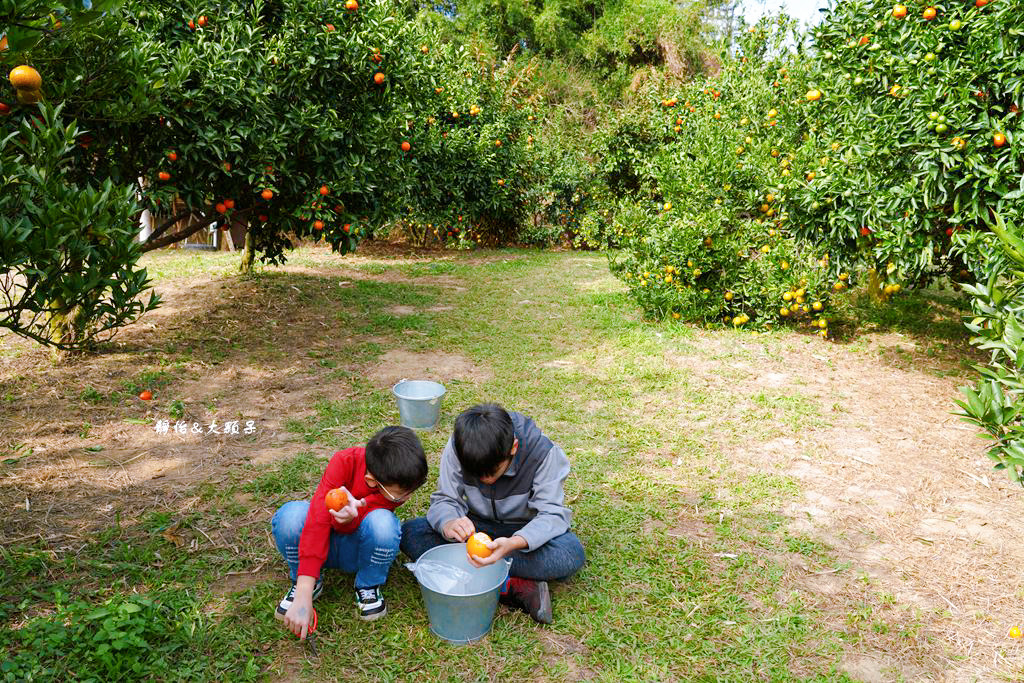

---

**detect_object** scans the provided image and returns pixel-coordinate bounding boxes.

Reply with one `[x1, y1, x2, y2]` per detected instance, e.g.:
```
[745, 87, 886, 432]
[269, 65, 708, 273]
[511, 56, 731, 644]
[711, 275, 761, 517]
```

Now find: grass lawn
[2, 244, 1013, 682]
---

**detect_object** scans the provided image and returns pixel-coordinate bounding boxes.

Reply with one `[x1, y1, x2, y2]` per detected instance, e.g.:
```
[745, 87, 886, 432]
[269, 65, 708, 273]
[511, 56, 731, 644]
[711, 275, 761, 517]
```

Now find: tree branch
[145, 208, 196, 244]
[140, 217, 217, 252]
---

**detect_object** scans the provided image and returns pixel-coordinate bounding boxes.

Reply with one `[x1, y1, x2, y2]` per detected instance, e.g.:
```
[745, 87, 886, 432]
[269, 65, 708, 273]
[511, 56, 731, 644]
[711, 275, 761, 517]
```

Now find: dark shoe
[275, 577, 324, 620]
[356, 586, 387, 621]
[500, 577, 552, 624]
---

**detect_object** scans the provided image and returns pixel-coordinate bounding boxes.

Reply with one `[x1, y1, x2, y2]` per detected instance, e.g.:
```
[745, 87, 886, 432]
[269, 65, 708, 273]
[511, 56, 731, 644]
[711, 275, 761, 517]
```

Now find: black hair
[365, 426, 428, 490]
[453, 403, 515, 479]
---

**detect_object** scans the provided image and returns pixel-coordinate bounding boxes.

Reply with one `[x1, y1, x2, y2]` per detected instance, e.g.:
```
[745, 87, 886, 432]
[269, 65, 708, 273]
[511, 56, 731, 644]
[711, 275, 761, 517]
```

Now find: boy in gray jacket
[400, 403, 585, 624]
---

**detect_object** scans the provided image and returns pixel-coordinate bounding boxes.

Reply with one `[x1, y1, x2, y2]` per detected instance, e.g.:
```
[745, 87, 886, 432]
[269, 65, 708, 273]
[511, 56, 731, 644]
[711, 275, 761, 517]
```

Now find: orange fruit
[994, 132, 1007, 147]
[258, 214, 268, 222]
[215, 202, 226, 213]
[976, 0, 988, 6]
[923, 6, 936, 19]
[224, 198, 235, 209]
[0, 102, 9, 115]
[313, 220, 324, 230]
[158, 171, 171, 181]
[319, 185, 329, 196]
[198, 15, 208, 27]
[222, 161, 232, 172]
[138, 390, 152, 401]
[9, 65, 42, 90]
[373, 72, 385, 85]
[806, 89, 822, 102]
[325, 488, 349, 511]
[400, 140, 411, 152]
[891, 4, 907, 19]
[326, 23, 335, 31]
[345, 0, 359, 9]
[261, 189, 273, 200]
[188, 19, 195, 29]
[466, 532, 492, 558]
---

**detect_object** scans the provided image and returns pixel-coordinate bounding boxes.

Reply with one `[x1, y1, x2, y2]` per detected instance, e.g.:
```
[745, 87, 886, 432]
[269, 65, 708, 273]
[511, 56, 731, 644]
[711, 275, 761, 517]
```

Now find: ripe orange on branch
[9, 65, 42, 91]
[261, 189, 273, 200]
[891, 4, 907, 19]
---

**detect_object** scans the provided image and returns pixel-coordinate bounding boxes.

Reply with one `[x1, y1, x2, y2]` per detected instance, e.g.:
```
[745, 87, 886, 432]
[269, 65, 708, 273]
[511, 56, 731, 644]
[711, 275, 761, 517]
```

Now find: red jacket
[297, 447, 402, 578]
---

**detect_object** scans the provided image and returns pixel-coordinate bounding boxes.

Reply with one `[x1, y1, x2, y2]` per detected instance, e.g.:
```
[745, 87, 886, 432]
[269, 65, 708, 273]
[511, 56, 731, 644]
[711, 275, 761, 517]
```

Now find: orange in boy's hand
[467, 532, 492, 559]
[325, 488, 349, 511]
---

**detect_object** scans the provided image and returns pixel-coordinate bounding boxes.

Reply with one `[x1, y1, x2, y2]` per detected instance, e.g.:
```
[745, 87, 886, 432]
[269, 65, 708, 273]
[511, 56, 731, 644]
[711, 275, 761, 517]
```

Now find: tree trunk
[866, 268, 885, 301]
[240, 228, 255, 275]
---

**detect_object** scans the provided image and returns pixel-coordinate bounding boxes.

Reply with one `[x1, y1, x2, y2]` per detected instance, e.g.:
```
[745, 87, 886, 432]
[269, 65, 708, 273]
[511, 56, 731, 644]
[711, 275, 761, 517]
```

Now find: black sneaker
[355, 586, 387, 621]
[500, 577, 552, 624]
[274, 577, 324, 620]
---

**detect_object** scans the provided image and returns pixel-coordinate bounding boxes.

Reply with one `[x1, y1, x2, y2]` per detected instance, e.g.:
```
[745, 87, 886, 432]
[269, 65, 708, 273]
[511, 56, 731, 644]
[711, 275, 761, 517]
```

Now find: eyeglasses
[376, 481, 413, 503]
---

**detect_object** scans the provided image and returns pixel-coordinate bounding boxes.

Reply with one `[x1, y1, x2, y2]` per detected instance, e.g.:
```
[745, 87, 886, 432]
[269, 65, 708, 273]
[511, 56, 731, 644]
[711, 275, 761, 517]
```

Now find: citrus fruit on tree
[10, 64, 42, 90]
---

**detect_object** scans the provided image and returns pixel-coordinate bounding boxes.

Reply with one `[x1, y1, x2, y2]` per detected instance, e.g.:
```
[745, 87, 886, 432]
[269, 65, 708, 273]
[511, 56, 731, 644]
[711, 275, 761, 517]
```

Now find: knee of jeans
[271, 500, 309, 542]
[361, 508, 401, 545]
[400, 516, 430, 537]
[561, 534, 587, 577]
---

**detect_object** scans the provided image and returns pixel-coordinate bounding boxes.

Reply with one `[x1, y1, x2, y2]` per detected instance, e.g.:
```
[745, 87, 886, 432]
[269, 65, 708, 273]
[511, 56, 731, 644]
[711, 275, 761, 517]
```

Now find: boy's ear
[364, 473, 379, 488]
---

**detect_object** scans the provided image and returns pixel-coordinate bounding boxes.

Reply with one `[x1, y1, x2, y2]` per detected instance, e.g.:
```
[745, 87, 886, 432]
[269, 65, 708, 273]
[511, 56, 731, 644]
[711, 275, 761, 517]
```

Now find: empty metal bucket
[405, 542, 511, 645]
[392, 379, 446, 430]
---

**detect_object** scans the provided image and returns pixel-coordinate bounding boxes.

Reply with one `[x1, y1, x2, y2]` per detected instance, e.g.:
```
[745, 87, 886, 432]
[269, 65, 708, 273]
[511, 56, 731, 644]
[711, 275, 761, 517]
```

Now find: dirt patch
[365, 350, 494, 389]
[663, 328, 1024, 680]
[532, 631, 598, 681]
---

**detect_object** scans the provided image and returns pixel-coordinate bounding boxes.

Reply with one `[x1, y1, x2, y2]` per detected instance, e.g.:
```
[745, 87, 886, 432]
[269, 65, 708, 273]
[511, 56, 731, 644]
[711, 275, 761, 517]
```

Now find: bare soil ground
[658, 328, 1022, 682]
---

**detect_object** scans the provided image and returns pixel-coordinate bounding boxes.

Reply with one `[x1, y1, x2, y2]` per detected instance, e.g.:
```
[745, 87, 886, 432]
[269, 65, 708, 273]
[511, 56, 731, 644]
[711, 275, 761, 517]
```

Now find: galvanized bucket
[405, 542, 511, 645]
[392, 379, 446, 430]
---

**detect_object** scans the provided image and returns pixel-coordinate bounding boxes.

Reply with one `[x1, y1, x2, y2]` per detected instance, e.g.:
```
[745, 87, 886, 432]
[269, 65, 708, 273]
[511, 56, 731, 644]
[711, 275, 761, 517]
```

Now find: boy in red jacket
[271, 426, 427, 638]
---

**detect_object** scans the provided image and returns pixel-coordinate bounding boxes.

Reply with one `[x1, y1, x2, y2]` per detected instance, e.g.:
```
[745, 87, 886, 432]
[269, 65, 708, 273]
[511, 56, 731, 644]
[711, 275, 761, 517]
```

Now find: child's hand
[442, 516, 475, 542]
[284, 593, 315, 640]
[467, 535, 527, 568]
[328, 489, 365, 525]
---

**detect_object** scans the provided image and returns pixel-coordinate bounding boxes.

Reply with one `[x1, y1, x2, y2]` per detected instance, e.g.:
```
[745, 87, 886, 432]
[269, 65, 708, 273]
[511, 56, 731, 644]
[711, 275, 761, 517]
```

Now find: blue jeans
[271, 501, 402, 589]
[399, 515, 585, 582]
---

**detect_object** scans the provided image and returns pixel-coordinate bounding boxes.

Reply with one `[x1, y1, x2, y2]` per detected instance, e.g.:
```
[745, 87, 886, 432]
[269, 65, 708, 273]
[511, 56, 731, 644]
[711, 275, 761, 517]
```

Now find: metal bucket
[392, 379, 446, 430]
[405, 543, 511, 645]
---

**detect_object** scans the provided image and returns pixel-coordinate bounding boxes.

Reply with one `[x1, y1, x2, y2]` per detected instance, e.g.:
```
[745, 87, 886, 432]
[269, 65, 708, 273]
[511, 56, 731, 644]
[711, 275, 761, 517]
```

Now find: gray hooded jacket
[425, 412, 572, 551]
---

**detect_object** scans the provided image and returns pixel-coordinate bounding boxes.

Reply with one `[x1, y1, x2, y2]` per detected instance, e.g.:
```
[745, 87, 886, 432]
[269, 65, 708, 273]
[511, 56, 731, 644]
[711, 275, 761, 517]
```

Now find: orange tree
[599, 18, 846, 333]
[2, 0, 467, 348]
[787, 0, 1023, 295]
[1, 1, 162, 351]
[386, 42, 538, 247]
[790, 0, 1024, 481]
